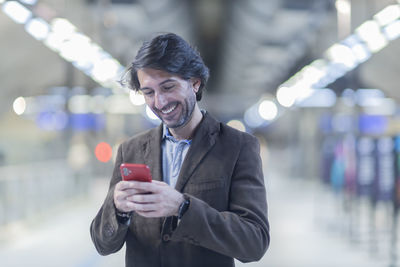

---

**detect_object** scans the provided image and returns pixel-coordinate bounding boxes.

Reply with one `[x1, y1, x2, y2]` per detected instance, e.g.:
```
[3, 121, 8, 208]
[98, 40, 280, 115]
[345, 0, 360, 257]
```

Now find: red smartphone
[120, 163, 152, 182]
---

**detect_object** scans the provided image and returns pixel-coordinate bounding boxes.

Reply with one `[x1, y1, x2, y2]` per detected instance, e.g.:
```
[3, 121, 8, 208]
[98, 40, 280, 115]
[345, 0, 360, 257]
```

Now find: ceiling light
[25, 18, 49, 40]
[90, 57, 121, 83]
[326, 43, 357, 70]
[276, 86, 296, 108]
[350, 42, 370, 63]
[2, 1, 32, 24]
[13, 97, 26, 115]
[356, 20, 388, 52]
[51, 18, 76, 37]
[383, 20, 400, 40]
[373, 4, 400, 27]
[258, 100, 278, 121]
[335, 0, 351, 15]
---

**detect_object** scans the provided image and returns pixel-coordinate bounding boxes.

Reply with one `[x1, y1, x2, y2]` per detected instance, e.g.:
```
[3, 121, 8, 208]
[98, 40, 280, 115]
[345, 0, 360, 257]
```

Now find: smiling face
[137, 68, 200, 129]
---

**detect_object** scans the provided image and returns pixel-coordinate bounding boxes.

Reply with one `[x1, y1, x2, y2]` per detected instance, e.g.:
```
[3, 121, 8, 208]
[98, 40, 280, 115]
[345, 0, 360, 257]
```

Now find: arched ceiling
[0, 0, 398, 119]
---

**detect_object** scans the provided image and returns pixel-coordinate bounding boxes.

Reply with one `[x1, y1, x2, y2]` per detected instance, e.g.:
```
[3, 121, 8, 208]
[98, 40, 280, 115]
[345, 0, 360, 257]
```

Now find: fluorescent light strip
[242, 3, 400, 129]
[274, 4, 399, 109]
[1, 2, 125, 91]
[43, 18, 125, 88]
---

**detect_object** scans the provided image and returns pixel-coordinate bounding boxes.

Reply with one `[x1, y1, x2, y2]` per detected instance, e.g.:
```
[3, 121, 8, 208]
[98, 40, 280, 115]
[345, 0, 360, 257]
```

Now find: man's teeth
[161, 104, 177, 114]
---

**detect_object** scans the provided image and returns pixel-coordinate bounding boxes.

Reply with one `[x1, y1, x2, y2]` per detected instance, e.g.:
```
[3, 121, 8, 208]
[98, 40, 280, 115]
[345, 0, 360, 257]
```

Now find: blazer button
[162, 234, 171, 242]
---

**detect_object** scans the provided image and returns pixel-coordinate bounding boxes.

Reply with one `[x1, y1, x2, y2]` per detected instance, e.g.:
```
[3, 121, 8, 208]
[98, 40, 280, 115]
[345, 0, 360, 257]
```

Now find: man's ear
[191, 78, 201, 93]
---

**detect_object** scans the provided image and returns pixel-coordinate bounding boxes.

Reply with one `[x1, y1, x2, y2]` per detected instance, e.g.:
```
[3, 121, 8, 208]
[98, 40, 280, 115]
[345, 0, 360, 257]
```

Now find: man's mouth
[161, 104, 177, 115]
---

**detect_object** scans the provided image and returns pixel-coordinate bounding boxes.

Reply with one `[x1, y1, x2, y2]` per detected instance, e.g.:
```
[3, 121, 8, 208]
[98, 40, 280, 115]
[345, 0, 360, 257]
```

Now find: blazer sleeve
[90, 144, 130, 255]
[170, 134, 270, 262]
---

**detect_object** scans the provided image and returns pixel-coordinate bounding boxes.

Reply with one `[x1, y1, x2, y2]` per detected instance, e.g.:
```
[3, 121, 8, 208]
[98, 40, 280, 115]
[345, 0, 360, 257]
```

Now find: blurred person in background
[90, 32, 270, 267]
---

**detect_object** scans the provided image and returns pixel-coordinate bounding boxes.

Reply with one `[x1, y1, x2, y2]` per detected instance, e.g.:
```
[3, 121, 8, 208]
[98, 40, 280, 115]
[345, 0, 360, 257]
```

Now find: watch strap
[178, 196, 190, 220]
[116, 210, 132, 225]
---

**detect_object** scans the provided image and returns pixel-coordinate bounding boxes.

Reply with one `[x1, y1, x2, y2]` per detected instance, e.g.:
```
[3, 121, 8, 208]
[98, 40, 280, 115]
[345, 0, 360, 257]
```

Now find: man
[90, 33, 270, 267]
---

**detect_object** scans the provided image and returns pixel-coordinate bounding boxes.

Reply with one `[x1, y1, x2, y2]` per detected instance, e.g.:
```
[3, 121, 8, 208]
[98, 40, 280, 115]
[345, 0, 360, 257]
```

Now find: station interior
[1, 0, 400, 266]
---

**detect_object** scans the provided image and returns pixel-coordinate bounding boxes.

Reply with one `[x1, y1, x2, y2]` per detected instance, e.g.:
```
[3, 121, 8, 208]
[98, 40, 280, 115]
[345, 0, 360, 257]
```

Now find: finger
[114, 190, 137, 208]
[130, 202, 159, 212]
[129, 193, 160, 203]
[123, 188, 148, 196]
[117, 181, 139, 190]
[114, 197, 135, 213]
[114, 191, 127, 203]
[129, 181, 160, 192]
[114, 190, 128, 202]
[119, 201, 135, 212]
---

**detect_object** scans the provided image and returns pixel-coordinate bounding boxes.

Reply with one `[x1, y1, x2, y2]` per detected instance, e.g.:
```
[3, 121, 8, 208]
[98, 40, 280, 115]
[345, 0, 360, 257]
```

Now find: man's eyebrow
[159, 79, 176, 85]
[139, 78, 176, 91]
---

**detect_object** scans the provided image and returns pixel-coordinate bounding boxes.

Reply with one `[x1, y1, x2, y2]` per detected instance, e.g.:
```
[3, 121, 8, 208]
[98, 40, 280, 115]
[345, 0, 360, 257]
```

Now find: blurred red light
[95, 142, 112, 162]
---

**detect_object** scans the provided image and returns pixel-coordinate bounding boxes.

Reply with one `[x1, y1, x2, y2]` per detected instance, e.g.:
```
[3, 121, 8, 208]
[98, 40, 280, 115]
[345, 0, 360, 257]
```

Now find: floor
[0, 157, 397, 267]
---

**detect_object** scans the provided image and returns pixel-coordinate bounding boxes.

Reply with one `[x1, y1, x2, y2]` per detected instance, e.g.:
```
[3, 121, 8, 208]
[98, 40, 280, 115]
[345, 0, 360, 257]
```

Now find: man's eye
[164, 85, 175, 90]
[143, 91, 153, 96]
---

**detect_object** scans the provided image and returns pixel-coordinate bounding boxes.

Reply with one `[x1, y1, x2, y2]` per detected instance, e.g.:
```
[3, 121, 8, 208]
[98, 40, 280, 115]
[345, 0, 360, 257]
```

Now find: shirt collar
[162, 124, 192, 145]
[161, 110, 208, 144]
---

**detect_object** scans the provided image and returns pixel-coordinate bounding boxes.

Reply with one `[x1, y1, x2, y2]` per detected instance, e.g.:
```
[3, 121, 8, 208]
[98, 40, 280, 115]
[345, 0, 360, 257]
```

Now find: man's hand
[122, 180, 184, 218]
[114, 181, 148, 213]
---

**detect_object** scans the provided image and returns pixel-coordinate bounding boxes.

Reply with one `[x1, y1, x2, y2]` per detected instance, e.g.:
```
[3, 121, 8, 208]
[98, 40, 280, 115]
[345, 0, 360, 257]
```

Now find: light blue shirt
[161, 125, 192, 188]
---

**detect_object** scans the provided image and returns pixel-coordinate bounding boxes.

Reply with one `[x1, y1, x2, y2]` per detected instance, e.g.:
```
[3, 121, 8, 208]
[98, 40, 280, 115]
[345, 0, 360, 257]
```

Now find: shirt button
[162, 234, 171, 242]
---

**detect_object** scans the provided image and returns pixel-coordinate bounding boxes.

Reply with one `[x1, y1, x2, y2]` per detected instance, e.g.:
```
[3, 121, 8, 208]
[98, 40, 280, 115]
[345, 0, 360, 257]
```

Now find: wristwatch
[116, 210, 132, 225]
[178, 196, 190, 219]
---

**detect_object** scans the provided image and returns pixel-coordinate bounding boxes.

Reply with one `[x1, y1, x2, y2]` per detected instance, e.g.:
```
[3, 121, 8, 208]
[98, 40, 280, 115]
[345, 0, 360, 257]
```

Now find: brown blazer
[90, 112, 270, 267]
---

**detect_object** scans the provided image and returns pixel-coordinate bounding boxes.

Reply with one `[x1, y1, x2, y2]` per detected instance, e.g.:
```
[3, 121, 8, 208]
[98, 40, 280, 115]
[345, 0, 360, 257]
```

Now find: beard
[168, 94, 196, 129]
[156, 92, 197, 129]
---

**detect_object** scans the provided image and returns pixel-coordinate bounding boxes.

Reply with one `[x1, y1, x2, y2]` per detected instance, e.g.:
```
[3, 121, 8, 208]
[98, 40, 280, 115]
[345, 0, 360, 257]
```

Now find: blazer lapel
[141, 124, 164, 232]
[175, 113, 220, 192]
[143, 124, 163, 182]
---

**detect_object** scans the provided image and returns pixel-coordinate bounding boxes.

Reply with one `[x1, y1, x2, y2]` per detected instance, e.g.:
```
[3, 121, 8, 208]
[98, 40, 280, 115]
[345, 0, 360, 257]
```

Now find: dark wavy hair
[121, 33, 209, 101]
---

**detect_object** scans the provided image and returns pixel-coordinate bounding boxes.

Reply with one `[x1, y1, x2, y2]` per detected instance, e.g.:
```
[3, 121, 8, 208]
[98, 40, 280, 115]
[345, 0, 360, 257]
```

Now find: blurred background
[0, 0, 400, 266]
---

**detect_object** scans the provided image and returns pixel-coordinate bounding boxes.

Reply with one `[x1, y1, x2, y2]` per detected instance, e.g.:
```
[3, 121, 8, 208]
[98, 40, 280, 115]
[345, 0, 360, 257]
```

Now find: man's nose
[154, 93, 167, 109]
